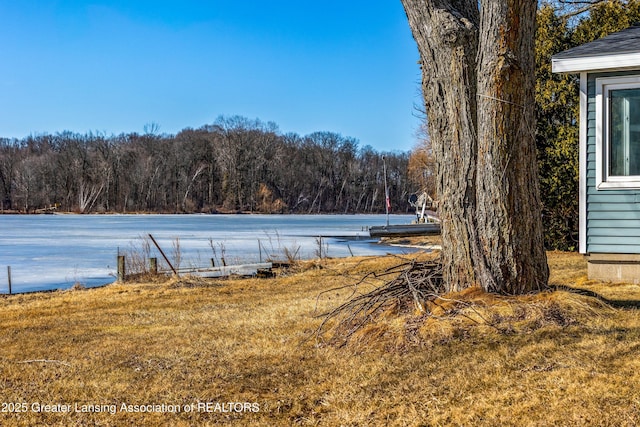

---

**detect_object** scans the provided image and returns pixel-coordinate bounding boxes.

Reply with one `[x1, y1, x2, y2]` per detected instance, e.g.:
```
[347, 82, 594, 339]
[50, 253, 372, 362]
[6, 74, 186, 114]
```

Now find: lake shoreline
[1, 214, 420, 294]
[0, 210, 414, 216]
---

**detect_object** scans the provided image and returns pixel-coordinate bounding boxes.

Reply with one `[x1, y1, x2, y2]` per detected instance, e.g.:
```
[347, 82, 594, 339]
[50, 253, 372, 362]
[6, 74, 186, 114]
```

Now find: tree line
[0, 116, 414, 215]
[2, 0, 637, 254]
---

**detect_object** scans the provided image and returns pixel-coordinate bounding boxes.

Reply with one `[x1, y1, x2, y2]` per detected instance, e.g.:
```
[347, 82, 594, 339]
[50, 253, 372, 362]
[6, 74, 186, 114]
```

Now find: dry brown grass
[0, 251, 639, 426]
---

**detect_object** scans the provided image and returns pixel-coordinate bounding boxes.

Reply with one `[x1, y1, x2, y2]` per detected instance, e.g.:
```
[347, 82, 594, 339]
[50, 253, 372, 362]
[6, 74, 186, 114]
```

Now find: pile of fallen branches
[316, 258, 444, 345]
[314, 257, 615, 346]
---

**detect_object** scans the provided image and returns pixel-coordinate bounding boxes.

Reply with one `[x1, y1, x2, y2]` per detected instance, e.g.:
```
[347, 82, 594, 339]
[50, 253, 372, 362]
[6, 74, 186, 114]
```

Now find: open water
[0, 214, 419, 293]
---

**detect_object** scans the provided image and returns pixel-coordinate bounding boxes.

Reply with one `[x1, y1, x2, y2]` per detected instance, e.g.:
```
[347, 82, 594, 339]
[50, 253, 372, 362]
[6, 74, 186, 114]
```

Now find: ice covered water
[0, 214, 418, 293]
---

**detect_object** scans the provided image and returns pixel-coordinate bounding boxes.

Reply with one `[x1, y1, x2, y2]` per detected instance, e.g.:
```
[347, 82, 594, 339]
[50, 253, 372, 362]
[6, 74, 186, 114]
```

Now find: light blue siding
[586, 70, 640, 254]
[588, 244, 640, 253]
[588, 227, 640, 237]
[588, 211, 640, 220]
[589, 202, 640, 210]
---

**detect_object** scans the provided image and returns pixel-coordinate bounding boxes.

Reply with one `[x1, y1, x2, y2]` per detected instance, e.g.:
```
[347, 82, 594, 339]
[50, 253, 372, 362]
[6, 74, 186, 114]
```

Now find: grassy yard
[0, 252, 639, 426]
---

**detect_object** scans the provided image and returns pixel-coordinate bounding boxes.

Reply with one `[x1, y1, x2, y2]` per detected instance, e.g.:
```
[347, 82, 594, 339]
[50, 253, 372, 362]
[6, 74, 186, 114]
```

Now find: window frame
[595, 75, 640, 189]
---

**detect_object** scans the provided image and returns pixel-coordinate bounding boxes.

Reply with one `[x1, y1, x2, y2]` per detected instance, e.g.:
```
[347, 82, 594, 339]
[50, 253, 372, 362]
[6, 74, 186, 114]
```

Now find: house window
[610, 88, 640, 176]
[596, 76, 640, 188]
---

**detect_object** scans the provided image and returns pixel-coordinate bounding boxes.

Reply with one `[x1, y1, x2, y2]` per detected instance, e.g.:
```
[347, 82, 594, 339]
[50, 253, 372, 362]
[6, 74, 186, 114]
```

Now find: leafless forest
[0, 116, 415, 214]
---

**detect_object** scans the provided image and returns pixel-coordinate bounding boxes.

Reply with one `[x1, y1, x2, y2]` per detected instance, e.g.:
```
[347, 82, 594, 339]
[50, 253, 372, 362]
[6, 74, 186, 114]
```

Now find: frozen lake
[0, 214, 419, 293]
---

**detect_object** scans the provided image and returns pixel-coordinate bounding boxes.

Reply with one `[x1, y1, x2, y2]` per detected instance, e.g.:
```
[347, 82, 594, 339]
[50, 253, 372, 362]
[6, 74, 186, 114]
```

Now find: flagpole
[382, 155, 389, 226]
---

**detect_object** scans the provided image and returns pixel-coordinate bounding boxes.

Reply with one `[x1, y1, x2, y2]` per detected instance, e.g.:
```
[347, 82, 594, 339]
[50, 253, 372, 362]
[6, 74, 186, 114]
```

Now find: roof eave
[552, 52, 640, 73]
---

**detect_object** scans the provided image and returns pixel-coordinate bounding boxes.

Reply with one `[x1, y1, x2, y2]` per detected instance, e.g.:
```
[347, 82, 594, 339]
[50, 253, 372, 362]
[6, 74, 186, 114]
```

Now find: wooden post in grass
[117, 256, 126, 282]
[149, 257, 158, 275]
[7, 266, 12, 295]
[148, 234, 179, 276]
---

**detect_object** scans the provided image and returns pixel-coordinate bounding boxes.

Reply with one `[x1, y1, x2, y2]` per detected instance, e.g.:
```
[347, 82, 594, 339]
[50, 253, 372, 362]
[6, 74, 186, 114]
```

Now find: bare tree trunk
[78, 182, 104, 213]
[182, 164, 206, 211]
[474, 0, 549, 293]
[401, 0, 549, 294]
[402, 0, 481, 292]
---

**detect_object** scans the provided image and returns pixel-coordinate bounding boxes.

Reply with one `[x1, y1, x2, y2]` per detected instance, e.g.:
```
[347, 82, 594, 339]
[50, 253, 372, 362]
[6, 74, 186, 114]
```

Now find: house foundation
[587, 253, 640, 284]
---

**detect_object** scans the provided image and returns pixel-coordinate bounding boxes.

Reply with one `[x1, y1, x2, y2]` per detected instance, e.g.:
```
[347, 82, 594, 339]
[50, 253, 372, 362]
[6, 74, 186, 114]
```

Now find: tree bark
[475, 0, 549, 293]
[402, 0, 480, 292]
[401, 0, 549, 294]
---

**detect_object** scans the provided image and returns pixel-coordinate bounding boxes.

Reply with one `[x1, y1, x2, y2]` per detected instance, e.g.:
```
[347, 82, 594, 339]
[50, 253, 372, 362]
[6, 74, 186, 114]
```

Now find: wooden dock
[369, 223, 441, 238]
[163, 262, 273, 278]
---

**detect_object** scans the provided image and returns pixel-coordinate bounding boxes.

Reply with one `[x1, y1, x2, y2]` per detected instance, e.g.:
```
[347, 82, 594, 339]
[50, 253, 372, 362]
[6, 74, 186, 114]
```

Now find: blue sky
[0, 1, 422, 152]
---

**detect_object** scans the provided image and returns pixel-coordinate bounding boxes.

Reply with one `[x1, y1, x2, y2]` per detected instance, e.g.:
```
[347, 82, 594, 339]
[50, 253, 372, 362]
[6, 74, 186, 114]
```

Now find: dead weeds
[0, 251, 639, 426]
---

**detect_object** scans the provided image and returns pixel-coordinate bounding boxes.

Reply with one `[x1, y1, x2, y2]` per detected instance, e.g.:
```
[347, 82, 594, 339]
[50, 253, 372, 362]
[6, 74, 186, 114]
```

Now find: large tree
[401, 0, 549, 293]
